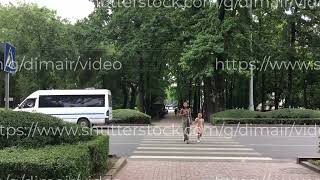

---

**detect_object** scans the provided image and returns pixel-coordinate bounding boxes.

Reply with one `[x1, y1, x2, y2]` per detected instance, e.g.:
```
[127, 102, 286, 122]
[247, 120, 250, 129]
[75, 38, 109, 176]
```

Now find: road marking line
[248, 144, 316, 147]
[112, 143, 140, 145]
[137, 147, 254, 151]
[143, 136, 232, 139]
[142, 139, 235, 141]
[133, 151, 261, 155]
[141, 141, 239, 144]
[143, 136, 232, 138]
[130, 156, 273, 161]
[139, 144, 245, 147]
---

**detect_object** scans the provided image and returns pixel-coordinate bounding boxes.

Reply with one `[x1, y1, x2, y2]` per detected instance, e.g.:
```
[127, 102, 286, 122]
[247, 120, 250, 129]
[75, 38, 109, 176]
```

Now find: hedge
[309, 160, 320, 167]
[112, 109, 151, 124]
[211, 109, 320, 125]
[0, 135, 109, 179]
[0, 110, 95, 149]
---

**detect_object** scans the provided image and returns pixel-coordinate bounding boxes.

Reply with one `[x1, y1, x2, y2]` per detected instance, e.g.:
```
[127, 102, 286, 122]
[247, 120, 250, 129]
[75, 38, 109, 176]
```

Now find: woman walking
[180, 102, 191, 144]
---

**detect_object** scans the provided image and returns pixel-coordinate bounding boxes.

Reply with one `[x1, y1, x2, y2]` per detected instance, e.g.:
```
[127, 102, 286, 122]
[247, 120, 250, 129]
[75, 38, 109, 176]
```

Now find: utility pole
[248, 0, 254, 111]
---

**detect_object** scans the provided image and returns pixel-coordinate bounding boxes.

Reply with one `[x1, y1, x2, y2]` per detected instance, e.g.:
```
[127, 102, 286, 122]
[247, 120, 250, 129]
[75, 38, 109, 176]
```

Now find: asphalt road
[101, 114, 320, 161]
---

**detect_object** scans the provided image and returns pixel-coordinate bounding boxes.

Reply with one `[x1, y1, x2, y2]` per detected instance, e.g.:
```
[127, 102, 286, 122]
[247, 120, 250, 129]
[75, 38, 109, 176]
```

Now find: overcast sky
[1, 0, 95, 23]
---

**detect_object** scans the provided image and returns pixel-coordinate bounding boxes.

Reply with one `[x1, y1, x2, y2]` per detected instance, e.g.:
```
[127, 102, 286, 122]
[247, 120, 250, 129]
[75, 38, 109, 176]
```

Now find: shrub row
[0, 135, 109, 179]
[112, 109, 151, 124]
[309, 160, 320, 167]
[0, 110, 95, 149]
[211, 109, 320, 125]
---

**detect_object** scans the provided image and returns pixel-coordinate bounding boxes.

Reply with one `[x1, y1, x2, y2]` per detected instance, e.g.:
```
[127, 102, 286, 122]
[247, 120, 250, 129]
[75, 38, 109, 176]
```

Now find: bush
[267, 109, 320, 118]
[0, 110, 95, 149]
[112, 109, 151, 124]
[87, 135, 109, 173]
[0, 135, 109, 179]
[309, 160, 320, 167]
[211, 109, 320, 125]
[213, 109, 265, 119]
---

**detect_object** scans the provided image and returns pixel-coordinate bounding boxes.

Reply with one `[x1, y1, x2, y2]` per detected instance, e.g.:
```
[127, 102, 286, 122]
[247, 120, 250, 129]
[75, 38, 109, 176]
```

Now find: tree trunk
[257, 15, 266, 111]
[227, 76, 234, 109]
[129, 84, 137, 109]
[261, 72, 266, 111]
[192, 80, 201, 117]
[275, 70, 285, 109]
[213, 54, 225, 113]
[188, 79, 192, 108]
[121, 82, 128, 109]
[213, 75, 225, 112]
[286, 15, 296, 108]
[214, 2, 226, 113]
[203, 77, 214, 122]
[303, 70, 308, 108]
[286, 67, 293, 108]
[145, 71, 152, 115]
[274, 70, 279, 110]
[138, 52, 145, 113]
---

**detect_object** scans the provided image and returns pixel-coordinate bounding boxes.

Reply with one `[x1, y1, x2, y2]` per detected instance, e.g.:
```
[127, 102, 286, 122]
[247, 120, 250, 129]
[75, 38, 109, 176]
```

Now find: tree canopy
[0, 0, 319, 119]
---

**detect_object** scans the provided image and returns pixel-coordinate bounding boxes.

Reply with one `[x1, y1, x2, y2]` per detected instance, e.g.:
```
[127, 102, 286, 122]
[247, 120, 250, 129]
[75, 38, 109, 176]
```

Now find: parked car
[14, 89, 112, 127]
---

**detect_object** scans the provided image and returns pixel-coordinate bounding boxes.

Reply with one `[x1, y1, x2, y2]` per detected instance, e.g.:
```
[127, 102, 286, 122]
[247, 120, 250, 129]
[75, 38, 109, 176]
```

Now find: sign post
[5, 73, 9, 109]
[1, 43, 16, 109]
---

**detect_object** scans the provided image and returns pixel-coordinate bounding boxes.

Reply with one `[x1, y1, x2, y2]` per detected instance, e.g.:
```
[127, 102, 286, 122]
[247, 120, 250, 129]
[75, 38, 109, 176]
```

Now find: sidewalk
[152, 113, 182, 127]
[115, 160, 320, 180]
[152, 113, 211, 127]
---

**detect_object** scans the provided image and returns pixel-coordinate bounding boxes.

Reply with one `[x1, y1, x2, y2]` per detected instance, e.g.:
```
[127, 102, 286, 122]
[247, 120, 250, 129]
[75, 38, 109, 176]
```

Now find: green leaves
[113, 109, 151, 124]
[180, 33, 224, 76]
[0, 135, 109, 179]
[0, 110, 94, 149]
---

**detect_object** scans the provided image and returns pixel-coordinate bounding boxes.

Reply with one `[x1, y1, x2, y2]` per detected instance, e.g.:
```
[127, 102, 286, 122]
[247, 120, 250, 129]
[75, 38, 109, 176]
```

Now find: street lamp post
[248, 0, 254, 111]
[249, 65, 254, 111]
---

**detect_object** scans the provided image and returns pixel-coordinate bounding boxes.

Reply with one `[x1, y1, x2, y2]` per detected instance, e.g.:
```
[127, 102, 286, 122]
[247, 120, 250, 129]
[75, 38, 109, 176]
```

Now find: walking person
[193, 113, 204, 143]
[180, 102, 191, 144]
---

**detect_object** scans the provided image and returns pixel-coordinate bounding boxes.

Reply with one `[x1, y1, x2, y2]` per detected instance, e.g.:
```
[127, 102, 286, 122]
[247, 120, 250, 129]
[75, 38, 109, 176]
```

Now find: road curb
[297, 157, 320, 173]
[104, 157, 127, 180]
[94, 124, 153, 129]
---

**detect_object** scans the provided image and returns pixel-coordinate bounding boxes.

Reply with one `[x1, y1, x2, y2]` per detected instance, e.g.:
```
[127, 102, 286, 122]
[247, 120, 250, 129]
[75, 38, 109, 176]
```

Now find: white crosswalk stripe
[141, 141, 239, 144]
[133, 151, 262, 155]
[130, 156, 273, 161]
[139, 144, 245, 147]
[129, 135, 273, 161]
[137, 147, 254, 151]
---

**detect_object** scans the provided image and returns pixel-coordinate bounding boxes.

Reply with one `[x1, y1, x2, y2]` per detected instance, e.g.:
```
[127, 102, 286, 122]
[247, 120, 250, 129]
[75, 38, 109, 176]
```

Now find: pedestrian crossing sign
[3, 43, 16, 74]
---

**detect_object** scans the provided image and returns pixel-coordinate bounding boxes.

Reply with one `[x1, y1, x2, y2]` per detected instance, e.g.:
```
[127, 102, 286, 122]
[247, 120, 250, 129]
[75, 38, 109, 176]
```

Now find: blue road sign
[4, 43, 16, 74]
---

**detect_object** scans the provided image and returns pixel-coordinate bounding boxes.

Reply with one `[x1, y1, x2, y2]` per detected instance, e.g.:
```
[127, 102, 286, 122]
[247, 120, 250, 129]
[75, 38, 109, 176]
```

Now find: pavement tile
[115, 160, 320, 180]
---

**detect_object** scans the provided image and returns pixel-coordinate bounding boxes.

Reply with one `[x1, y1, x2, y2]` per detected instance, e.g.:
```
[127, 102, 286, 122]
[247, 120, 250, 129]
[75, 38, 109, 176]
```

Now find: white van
[14, 89, 112, 127]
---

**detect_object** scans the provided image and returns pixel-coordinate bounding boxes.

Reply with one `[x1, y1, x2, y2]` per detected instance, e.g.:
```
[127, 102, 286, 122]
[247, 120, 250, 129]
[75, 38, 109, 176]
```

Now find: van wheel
[78, 118, 91, 127]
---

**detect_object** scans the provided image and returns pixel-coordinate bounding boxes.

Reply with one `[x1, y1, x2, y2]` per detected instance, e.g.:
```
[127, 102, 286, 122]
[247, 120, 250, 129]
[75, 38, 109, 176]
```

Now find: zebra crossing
[130, 135, 273, 161]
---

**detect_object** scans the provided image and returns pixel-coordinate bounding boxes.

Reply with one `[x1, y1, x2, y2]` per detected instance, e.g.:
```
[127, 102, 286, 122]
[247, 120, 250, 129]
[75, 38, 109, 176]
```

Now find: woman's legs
[183, 119, 190, 143]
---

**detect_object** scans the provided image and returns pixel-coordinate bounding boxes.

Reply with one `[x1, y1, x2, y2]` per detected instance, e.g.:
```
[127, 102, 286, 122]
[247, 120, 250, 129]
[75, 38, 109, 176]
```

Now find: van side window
[39, 95, 105, 108]
[21, 98, 36, 109]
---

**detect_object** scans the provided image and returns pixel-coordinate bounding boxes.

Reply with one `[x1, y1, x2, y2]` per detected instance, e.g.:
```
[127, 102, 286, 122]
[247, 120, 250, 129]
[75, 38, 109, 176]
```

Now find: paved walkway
[114, 113, 320, 180]
[116, 160, 320, 180]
